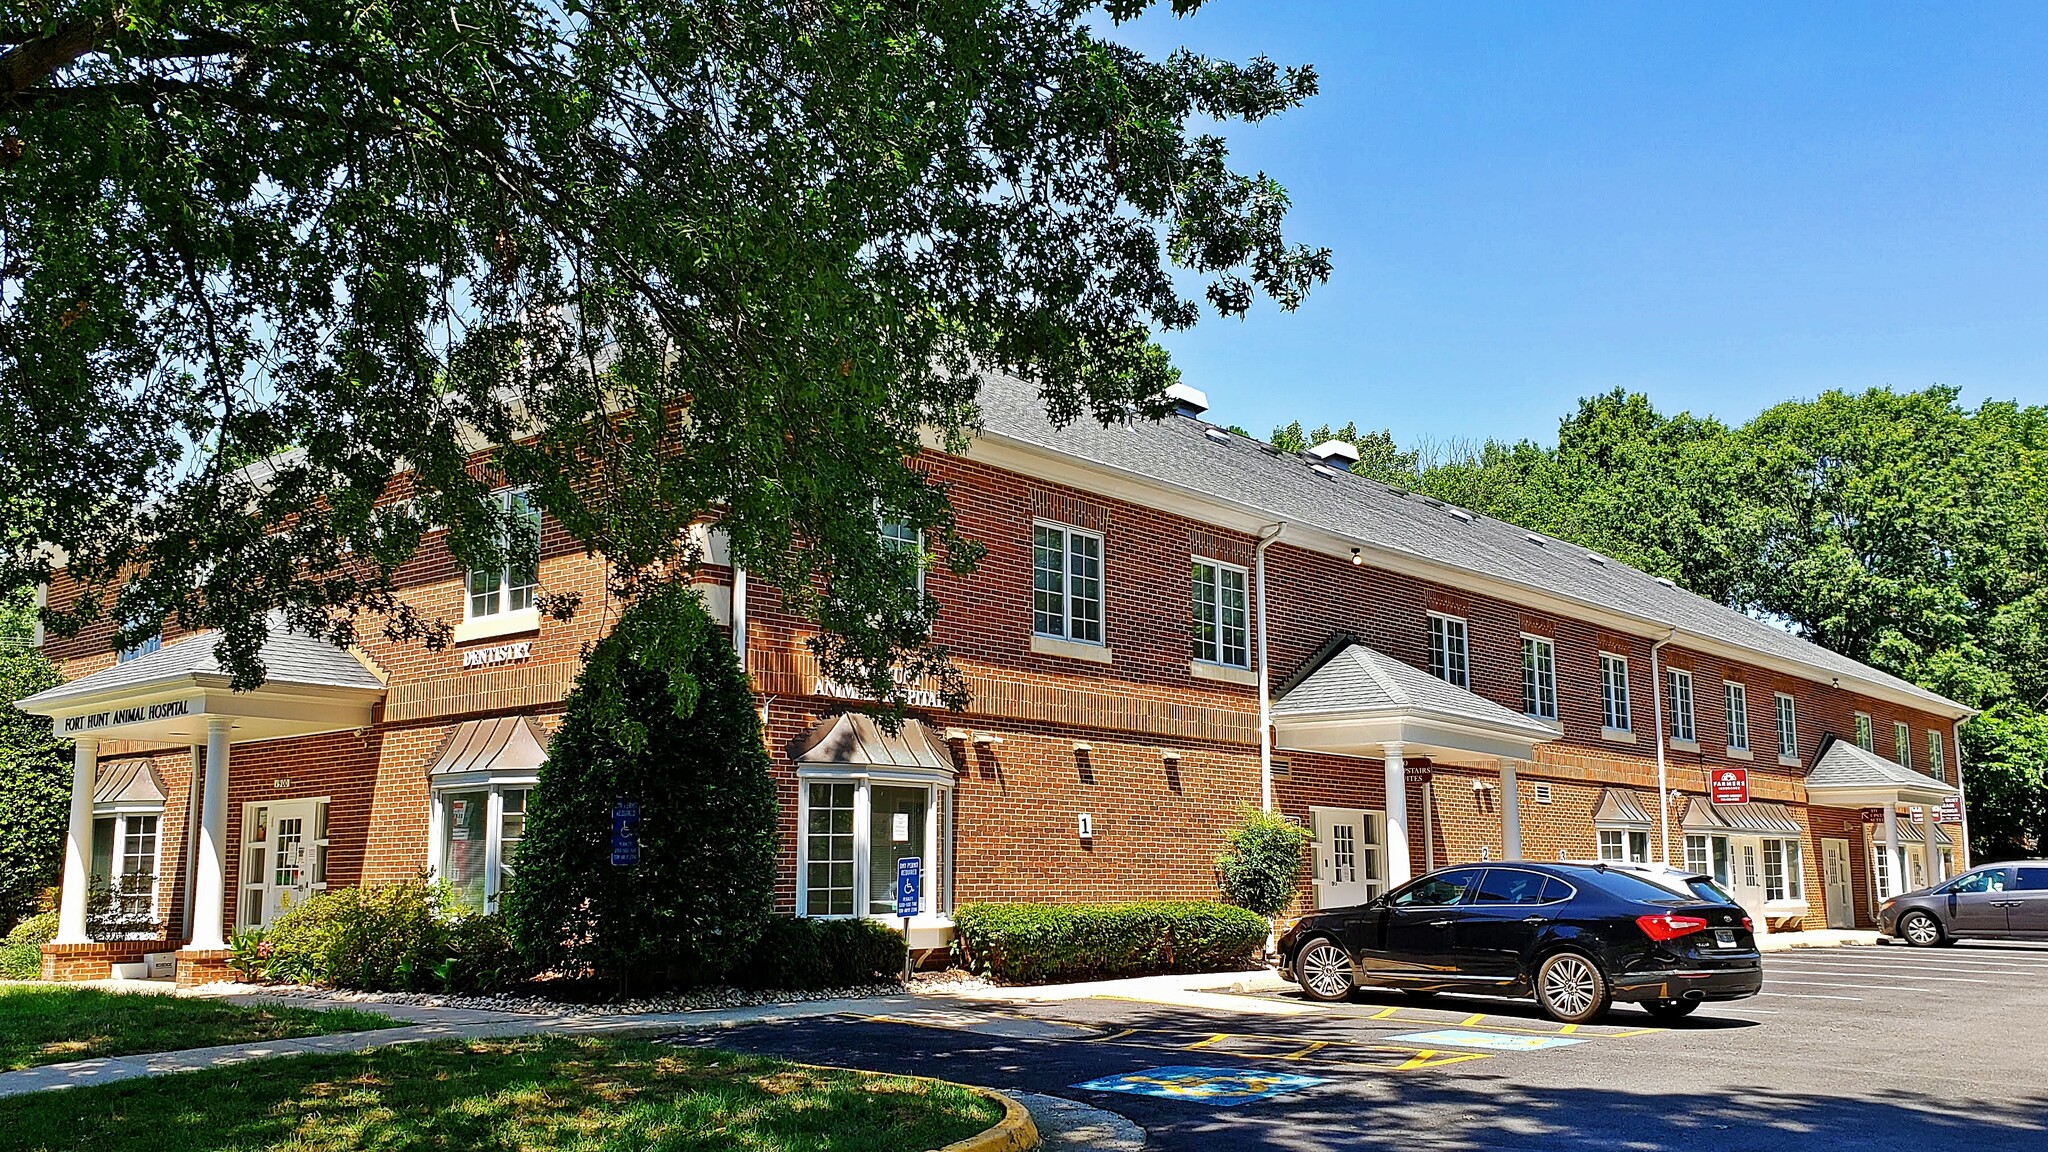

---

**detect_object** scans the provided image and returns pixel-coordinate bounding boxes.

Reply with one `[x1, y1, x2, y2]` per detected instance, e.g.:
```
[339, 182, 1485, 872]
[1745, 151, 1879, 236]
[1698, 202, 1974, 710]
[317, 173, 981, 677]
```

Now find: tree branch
[0, 15, 119, 96]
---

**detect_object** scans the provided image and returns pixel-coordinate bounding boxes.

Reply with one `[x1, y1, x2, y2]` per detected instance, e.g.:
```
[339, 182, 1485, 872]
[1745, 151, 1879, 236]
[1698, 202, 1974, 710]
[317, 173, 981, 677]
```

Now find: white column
[1918, 808, 1940, 888]
[54, 737, 98, 944]
[1501, 761, 1524, 860]
[1880, 805, 1902, 899]
[1383, 743, 1412, 888]
[189, 718, 232, 951]
[183, 744, 203, 941]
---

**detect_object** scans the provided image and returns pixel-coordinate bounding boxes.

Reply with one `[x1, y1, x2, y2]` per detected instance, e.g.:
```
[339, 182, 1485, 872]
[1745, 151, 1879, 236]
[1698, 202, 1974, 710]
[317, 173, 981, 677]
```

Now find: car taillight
[1742, 916, 1754, 933]
[1637, 913, 1711, 942]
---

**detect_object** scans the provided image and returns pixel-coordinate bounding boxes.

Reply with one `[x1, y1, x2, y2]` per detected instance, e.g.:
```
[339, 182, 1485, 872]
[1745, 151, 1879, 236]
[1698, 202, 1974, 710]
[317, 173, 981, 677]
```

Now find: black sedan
[1275, 862, 1763, 1023]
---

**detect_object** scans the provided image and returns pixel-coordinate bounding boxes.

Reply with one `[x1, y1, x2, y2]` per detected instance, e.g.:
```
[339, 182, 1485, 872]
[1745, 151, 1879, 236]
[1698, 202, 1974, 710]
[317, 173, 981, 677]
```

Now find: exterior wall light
[1160, 749, 1182, 762]
[943, 727, 971, 743]
[1072, 741, 1093, 753]
[1351, 547, 1364, 565]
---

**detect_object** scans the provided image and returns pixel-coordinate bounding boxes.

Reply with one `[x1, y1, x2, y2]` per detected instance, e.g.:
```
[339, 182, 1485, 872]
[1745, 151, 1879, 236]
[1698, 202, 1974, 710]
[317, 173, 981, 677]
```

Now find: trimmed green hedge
[0, 911, 56, 980]
[733, 917, 906, 990]
[953, 901, 1268, 984]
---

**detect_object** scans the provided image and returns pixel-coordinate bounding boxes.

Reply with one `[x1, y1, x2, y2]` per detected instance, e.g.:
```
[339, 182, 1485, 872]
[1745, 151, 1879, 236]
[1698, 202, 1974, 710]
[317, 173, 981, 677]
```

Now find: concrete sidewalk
[1757, 928, 1886, 951]
[0, 993, 916, 1098]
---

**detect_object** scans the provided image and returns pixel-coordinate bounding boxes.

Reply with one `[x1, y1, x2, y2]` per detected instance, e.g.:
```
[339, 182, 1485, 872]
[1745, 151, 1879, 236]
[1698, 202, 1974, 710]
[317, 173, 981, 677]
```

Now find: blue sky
[1110, 1, 2048, 447]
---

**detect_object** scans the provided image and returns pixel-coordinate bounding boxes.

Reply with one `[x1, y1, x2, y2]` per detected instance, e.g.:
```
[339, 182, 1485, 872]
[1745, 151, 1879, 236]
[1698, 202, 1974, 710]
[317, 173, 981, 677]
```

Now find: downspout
[1953, 716, 1974, 870]
[1254, 522, 1287, 813]
[1650, 627, 1677, 865]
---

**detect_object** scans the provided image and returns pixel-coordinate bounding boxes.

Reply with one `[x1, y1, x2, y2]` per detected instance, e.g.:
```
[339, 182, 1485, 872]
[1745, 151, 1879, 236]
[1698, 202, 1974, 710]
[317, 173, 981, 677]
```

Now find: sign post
[895, 856, 922, 981]
[1710, 767, 1749, 805]
[610, 800, 640, 867]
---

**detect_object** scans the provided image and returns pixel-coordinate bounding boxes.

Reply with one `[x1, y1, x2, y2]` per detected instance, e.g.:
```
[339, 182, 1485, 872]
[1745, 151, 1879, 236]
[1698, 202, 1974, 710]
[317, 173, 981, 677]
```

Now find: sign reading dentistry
[462, 641, 533, 669]
[61, 697, 197, 735]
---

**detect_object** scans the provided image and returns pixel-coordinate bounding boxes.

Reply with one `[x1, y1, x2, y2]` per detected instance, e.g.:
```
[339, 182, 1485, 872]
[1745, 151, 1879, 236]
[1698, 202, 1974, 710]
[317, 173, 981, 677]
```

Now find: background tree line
[1267, 387, 2048, 861]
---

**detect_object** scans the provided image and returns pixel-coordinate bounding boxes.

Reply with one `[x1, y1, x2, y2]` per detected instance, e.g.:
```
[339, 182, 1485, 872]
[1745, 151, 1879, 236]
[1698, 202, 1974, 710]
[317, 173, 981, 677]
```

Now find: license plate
[1713, 928, 1736, 947]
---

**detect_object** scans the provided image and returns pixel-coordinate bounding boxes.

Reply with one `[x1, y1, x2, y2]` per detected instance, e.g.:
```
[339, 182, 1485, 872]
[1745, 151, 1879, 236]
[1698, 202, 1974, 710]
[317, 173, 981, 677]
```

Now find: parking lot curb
[936, 1085, 1041, 1152]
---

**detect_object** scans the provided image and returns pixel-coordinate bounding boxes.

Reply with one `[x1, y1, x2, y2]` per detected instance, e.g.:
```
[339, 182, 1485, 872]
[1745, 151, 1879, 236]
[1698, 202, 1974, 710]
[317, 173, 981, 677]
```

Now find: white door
[1729, 837, 1769, 927]
[1822, 838, 1854, 929]
[241, 799, 321, 929]
[1310, 807, 1381, 909]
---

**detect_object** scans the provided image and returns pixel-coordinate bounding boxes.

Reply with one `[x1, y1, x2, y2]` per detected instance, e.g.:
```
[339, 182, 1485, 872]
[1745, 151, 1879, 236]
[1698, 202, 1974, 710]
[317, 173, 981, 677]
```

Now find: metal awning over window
[427, 716, 551, 782]
[92, 758, 167, 814]
[1593, 787, 1654, 828]
[1679, 796, 1802, 836]
[1888, 819, 1954, 847]
[790, 713, 954, 773]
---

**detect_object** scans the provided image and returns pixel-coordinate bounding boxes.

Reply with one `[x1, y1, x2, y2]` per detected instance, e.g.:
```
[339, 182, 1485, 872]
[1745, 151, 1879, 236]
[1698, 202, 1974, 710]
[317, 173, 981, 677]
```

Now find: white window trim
[1600, 652, 1632, 735]
[1190, 556, 1251, 670]
[92, 809, 165, 927]
[1428, 612, 1470, 690]
[879, 516, 927, 597]
[1761, 836, 1806, 905]
[795, 766, 954, 925]
[1928, 729, 1946, 782]
[464, 488, 541, 624]
[1775, 693, 1800, 765]
[1854, 712, 1874, 752]
[1031, 520, 1106, 647]
[1596, 826, 1653, 864]
[1521, 634, 1558, 721]
[1724, 681, 1749, 754]
[238, 797, 332, 929]
[1666, 668, 1696, 746]
[427, 776, 535, 913]
[1893, 721, 1912, 769]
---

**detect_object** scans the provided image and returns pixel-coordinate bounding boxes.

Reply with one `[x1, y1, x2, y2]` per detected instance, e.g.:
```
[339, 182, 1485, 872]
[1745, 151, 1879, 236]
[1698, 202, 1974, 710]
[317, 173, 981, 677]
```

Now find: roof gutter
[1255, 521, 1286, 812]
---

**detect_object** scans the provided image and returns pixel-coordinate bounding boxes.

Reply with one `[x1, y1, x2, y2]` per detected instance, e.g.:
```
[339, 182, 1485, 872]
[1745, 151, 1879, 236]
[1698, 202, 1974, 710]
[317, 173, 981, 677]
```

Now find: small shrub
[260, 878, 448, 991]
[733, 917, 905, 990]
[0, 910, 57, 980]
[1215, 806, 1314, 918]
[227, 927, 271, 982]
[438, 911, 527, 994]
[953, 901, 1269, 984]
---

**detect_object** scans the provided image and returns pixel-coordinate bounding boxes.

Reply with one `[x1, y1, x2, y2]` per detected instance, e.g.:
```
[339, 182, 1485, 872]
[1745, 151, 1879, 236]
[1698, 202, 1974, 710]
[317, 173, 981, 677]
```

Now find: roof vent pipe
[1306, 440, 1360, 467]
[1165, 382, 1210, 418]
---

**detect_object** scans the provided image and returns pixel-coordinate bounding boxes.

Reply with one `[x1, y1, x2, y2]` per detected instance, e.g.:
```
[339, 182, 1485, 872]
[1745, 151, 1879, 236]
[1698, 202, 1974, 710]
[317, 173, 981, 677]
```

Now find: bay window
[798, 772, 952, 920]
[430, 781, 530, 913]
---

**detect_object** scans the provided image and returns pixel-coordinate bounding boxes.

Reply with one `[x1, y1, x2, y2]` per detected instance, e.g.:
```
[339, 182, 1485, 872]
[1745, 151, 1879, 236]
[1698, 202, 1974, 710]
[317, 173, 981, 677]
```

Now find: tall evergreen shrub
[503, 585, 778, 989]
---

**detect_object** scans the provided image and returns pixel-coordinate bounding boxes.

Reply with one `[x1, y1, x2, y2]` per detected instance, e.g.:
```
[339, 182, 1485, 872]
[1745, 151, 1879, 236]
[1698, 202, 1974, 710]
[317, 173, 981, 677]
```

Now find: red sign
[1938, 797, 1963, 824]
[1403, 757, 1434, 785]
[1709, 767, 1749, 805]
[1860, 806, 1884, 825]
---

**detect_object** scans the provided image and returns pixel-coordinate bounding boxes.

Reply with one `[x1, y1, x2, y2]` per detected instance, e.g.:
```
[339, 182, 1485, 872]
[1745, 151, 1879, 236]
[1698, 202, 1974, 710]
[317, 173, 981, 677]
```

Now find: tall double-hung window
[468, 489, 540, 620]
[1725, 682, 1749, 751]
[1600, 653, 1632, 733]
[879, 518, 926, 595]
[1854, 712, 1874, 752]
[1776, 693, 1799, 760]
[1521, 636, 1557, 720]
[1428, 614, 1469, 689]
[1928, 730, 1946, 782]
[1031, 523, 1103, 644]
[1190, 560, 1250, 668]
[1893, 721, 1913, 768]
[1666, 669, 1695, 743]
[1762, 838, 1805, 903]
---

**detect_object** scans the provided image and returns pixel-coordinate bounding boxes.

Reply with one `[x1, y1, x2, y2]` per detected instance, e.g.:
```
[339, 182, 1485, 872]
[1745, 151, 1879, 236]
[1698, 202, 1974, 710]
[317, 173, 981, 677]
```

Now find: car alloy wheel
[1901, 911, 1943, 947]
[1536, 952, 1609, 1024]
[1296, 939, 1354, 1002]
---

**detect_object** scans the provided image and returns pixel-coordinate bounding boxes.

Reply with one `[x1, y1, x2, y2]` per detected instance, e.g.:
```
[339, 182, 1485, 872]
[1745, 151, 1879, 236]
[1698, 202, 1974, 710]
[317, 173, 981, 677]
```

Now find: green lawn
[0, 985, 394, 1071]
[0, 1036, 1004, 1152]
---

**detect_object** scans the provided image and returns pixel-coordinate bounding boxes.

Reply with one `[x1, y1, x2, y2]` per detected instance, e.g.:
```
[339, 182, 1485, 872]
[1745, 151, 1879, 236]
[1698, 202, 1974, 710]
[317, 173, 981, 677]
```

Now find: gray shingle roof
[17, 622, 385, 710]
[1807, 736, 1960, 797]
[1272, 642, 1559, 741]
[972, 372, 1964, 715]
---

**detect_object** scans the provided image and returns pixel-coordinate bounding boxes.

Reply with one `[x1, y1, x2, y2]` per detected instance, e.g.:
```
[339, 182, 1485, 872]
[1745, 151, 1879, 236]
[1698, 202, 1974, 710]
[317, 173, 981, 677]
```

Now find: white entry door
[1728, 837, 1769, 928]
[240, 799, 326, 929]
[1822, 838, 1854, 929]
[1310, 807, 1383, 910]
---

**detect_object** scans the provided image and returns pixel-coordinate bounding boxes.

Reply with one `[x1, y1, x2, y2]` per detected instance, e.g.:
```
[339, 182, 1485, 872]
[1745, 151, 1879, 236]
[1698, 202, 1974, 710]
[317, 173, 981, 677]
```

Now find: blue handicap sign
[895, 857, 922, 917]
[1073, 1066, 1326, 1107]
[610, 800, 640, 866]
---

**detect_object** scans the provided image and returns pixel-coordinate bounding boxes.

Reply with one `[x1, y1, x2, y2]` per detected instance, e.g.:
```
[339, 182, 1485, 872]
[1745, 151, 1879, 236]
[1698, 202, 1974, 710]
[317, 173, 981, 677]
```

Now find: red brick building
[21, 374, 1971, 982]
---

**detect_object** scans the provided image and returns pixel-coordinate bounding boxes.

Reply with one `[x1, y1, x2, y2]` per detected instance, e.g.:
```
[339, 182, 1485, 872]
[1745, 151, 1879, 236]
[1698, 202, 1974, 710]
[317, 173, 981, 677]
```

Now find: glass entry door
[240, 798, 327, 929]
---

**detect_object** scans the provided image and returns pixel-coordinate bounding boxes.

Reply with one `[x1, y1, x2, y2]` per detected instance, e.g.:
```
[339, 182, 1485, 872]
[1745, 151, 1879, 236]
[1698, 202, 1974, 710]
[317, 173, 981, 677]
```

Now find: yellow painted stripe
[1182, 1033, 1231, 1050]
[1369, 1006, 1401, 1020]
[1460, 1013, 1487, 1026]
[1282, 1040, 1329, 1061]
[1394, 1049, 1493, 1070]
[1557, 1024, 1579, 1034]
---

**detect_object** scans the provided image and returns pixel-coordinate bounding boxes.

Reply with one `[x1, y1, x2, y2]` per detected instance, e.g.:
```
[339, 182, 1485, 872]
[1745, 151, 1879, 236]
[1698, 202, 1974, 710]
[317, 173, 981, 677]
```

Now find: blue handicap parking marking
[1073, 1065, 1328, 1107]
[1387, 1028, 1589, 1052]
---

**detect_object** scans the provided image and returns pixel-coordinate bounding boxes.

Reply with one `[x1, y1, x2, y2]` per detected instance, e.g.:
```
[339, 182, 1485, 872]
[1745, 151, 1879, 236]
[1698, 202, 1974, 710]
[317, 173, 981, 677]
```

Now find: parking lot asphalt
[671, 941, 2048, 1151]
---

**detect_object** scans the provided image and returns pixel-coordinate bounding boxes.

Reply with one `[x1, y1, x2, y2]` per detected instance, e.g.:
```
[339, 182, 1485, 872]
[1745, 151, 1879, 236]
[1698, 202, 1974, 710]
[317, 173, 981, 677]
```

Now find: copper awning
[427, 715, 551, 778]
[790, 713, 954, 773]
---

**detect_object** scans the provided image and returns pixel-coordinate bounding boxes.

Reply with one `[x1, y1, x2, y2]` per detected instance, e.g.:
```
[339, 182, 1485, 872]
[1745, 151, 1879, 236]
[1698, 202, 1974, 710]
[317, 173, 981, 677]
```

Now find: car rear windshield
[1586, 869, 1708, 905]
[1687, 877, 1740, 904]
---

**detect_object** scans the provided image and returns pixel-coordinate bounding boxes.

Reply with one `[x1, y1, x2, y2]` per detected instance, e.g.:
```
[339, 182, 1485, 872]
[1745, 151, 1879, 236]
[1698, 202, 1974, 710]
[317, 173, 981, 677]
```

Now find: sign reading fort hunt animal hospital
[60, 697, 194, 734]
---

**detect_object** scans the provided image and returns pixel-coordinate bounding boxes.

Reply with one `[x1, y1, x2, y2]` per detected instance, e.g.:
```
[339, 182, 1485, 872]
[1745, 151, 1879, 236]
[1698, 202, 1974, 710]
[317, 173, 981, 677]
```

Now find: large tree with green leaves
[1, 1, 1328, 703]
[0, 593, 66, 934]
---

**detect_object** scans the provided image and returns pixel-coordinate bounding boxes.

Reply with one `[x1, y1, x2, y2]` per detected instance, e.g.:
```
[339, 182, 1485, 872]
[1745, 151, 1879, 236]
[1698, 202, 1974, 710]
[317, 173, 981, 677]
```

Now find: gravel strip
[194, 969, 994, 1016]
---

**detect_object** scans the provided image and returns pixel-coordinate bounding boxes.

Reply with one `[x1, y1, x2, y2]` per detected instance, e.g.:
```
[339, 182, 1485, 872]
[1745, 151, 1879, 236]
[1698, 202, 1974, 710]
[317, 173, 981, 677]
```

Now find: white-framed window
[1893, 721, 1912, 768]
[89, 813, 162, 922]
[1427, 613, 1470, 689]
[1522, 635, 1557, 720]
[1600, 652, 1631, 732]
[797, 772, 952, 920]
[879, 517, 926, 595]
[1666, 668, 1695, 743]
[1685, 833, 1734, 886]
[1776, 693, 1798, 759]
[1684, 833, 1709, 876]
[1190, 559, 1250, 668]
[1762, 837, 1804, 903]
[1928, 730, 1946, 782]
[429, 782, 530, 914]
[1854, 712, 1873, 752]
[468, 489, 540, 620]
[1031, 522, 1103, 644]
[1725, 682, 1749, 751]
[1598, 827, 1651, 863]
